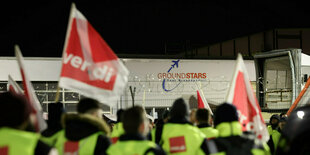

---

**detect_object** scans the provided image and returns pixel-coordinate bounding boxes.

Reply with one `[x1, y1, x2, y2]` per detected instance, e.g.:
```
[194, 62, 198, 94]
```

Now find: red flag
[197, 90, 213, 115]
[59, 3, 129, 105]
[15, 45, 47, 132]
[226, 54, 269, 142]
[8, 75, 23, 95]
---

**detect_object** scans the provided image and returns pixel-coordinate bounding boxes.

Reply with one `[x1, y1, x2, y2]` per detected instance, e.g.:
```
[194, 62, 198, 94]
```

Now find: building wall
[192, 28, 310, 59]
[0, 57, 255, 113]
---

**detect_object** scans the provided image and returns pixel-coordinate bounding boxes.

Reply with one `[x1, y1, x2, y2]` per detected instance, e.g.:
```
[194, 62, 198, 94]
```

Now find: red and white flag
[8, 75, 23, 95]
[58, 3, 129, 105]
[226, 54, 269, 142]
[197, 89, 213, 115]
[15, 45, 47, 132]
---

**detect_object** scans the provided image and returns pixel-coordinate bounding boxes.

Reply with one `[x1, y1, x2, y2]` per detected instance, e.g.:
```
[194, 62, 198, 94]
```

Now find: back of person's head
[276, 105, 310, 155]
[0, 92, 31, 129]
[122, 106, 147, 135]
[214, 103, 238, 127]
[48, 102, 65, 126]
[170, 98, 189, 119]
[196, 108, 210, 124]
[116, 109, 125, 122]
[77, 98, 100, 114]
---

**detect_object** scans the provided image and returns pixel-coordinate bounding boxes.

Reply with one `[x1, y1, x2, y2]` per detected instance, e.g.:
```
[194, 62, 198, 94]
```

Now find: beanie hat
[214, 103, 238, 127]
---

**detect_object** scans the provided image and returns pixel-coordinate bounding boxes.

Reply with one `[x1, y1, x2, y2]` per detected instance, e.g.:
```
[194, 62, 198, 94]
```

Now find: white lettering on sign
[63, 53, 114, 82]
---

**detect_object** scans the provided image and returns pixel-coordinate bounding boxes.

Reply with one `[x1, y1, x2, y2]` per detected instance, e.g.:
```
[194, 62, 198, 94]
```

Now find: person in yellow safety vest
[195, 108, 219, 140]
[155, 98, 209, 154]
[40, 102, 65, 147]
[54, 98, 111, 155]
[0, 92, 58, 155]
[204, 103, 271, 155]
[267, 114, 281, 154]
[106, 106, 166, 155]
[110, 109, 125, 144]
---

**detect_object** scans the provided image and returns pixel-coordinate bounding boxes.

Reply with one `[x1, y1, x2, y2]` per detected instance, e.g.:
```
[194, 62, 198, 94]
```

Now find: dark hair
[77, 98, 100, 114]
[122, 106, 145, 134]
[47, 102, 65, 127]
[0, 92, 31, 128]
[116, 109, 125, 122]
[214, 103, 238, 127]
[170, 98, 189, 119]
[196, 108, 209, 123]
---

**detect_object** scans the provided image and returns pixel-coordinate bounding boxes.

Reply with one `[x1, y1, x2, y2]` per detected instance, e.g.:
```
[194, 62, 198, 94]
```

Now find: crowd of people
[0, 91, 310, 155]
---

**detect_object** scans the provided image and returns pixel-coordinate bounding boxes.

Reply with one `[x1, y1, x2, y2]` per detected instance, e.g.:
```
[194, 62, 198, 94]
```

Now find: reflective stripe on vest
[55, 130, 103, 155]
[199, 127, 219, 140]
[216, 121, 242, 138]
[107, 140, 157, 155]
[161, 123, 206, 154]
[111, 123, 125, 144]
[0, 127, 39, 155]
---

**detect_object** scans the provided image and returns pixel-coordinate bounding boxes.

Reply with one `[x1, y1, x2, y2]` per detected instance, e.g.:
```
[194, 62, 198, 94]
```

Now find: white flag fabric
[15, 45, 47, 132]
[58, 3, 129, 106]
[226, 54, 269, 142]
[8, 75, 23, 95]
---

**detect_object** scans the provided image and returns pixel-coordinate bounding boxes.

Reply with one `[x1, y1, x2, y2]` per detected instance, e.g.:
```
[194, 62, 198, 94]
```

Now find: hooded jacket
[54, 113, 111, 155]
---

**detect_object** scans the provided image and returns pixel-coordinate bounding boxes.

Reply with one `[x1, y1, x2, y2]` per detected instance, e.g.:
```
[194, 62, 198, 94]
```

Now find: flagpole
[55, 3, 76, 102]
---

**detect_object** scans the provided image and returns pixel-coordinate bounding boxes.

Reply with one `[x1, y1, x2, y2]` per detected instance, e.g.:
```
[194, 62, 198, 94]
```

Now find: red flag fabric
[8, 75, 23, 95]
[226, 54, 269, 142]
[197, 89, 213, 115]
[197, 90, 205, 109]
[59, 3, 129, 105]
[15, 45, 47, 132]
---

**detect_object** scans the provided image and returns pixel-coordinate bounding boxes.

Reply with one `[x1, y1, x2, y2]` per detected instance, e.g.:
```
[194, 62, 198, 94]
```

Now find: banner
[59, 3, 129, 105]
[226, 54, 269, 142]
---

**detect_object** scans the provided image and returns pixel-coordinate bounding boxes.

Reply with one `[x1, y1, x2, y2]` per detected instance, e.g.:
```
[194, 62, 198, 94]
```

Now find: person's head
[190, 109, 197, 124]
[116, 109, 125, 123]
[122, 106, 149, 136]
[280, 112, 288, 118]
[162, 109, 170, 123]
[214, 103, 238, 127]
[279, 116, 288, 130]
[0, 92, 31, 130]
[269, 114, 280, 129]
[196, 108, 210, 125]
[77, 98, 102, 119]
[170, 98, 189, 120]
[48, 102, 65, 127]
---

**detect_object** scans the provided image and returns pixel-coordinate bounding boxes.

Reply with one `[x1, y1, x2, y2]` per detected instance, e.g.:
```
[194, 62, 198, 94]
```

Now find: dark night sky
[1, 0, 310, 57]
